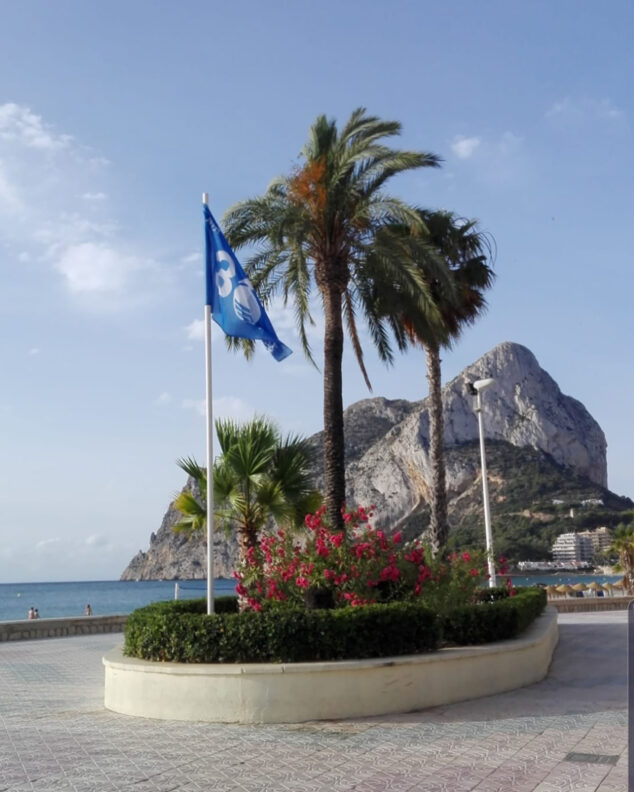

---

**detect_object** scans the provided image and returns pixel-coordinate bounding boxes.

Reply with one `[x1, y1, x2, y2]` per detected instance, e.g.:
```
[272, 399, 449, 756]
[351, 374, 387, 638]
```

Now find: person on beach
[85, 604, 92, 616]
[27, 607, 35, 619]
[33, 608, 39, 618]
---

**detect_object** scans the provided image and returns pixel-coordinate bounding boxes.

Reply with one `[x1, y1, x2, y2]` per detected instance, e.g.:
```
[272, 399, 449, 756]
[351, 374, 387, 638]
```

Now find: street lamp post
[470, 378, 497, 588]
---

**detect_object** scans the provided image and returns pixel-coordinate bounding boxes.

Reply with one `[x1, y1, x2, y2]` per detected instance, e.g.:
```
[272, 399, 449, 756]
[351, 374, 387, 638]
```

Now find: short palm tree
[610, 525, 634, 594]
[173, 417, 320, 563]
[384, 210, 495, 556]
[222, 108, 444, 530]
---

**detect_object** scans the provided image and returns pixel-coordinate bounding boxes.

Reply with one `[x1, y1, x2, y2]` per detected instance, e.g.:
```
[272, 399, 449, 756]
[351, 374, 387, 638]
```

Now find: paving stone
[0, 612, 629, 791]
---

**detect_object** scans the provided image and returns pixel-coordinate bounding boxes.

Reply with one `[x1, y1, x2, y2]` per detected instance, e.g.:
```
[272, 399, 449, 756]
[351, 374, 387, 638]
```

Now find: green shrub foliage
[440, 587, 546, 645]
[124, 599, 440, 663]
[123, 588, 546, 663]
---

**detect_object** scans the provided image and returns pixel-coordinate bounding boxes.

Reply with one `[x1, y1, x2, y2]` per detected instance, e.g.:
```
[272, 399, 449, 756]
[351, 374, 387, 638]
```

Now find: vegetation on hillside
[441, 440, 633, 561]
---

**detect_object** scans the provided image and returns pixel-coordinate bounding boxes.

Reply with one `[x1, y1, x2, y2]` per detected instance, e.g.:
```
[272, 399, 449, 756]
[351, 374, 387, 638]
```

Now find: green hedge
[440, 587, 547, 646]
[123, 587, 547, 663]
[124, 599, 440, 663]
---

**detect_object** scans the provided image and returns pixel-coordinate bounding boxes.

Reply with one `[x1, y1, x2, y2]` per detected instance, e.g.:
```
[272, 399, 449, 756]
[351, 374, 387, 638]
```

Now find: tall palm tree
[174, 416, 320, 563]
[384, 210, 495, 556]
[222, 108, 444, 530]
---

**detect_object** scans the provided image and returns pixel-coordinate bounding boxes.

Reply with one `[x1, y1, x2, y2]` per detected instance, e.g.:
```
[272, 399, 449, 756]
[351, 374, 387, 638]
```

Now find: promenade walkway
[0, 612, 627, 791]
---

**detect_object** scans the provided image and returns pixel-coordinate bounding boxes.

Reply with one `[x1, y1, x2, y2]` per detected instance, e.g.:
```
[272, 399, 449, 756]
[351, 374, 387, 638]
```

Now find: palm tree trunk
[322, 286, 346, 531]
[237, 524, 259, 566]
[237, 524, 260, 612]
[425, 343, 449, 557]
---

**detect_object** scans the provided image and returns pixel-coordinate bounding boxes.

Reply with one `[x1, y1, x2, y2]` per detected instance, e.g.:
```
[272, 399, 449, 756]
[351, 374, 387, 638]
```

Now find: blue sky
[0, 1, 632, 582]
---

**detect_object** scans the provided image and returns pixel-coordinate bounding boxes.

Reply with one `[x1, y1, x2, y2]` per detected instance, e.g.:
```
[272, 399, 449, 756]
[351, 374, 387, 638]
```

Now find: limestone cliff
[341, 341, 607, 530]
[120, 480, 238, 581]
[121, 341, 609, 579]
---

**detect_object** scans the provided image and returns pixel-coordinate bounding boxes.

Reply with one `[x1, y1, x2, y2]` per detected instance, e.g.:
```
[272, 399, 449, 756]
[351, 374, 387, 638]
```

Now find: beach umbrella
[587, 582, 602, 595]
[602, 582, 615, 597]
[613, 579, 624, 590]
[571, 583, 587, 592]
[546, 585, 558, 598]
[556, 584, 574, 597]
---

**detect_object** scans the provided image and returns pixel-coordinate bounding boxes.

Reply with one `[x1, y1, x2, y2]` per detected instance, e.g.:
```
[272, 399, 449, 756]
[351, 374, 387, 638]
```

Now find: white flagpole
[202, 192, 215, 615]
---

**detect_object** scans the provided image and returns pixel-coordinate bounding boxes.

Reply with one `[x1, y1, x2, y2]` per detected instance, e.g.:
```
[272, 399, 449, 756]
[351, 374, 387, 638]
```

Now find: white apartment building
[551, 532, 594, 563]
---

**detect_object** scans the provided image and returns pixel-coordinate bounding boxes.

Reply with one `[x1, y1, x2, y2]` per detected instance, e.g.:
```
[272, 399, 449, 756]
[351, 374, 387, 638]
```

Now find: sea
[0, 573, 623, 623]
[0, 579, 236, 623]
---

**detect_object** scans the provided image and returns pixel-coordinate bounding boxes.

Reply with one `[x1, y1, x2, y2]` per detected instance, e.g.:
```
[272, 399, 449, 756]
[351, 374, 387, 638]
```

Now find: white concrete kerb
[103, 606, 558, 724]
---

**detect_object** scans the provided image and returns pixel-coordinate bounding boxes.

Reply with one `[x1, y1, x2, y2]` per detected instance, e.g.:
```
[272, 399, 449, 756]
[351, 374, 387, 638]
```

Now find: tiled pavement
[0, 612, 628, 791]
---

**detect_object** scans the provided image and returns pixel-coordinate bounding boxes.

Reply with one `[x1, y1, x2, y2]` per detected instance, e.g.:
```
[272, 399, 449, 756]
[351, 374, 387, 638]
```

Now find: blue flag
[204, 204, 292, 361]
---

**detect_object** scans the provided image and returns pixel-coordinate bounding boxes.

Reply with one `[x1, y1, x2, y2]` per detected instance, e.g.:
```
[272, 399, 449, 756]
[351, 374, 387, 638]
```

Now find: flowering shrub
[233, 505, 499, 612]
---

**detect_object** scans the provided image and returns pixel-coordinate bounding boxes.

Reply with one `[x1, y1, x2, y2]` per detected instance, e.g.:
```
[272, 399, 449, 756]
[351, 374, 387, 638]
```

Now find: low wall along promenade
[0, 615, 127, 642]
[548, 595, 634, 613]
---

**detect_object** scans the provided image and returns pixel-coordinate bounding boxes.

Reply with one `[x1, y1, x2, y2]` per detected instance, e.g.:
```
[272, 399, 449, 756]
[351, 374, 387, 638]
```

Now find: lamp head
[472, 377, 494, 392]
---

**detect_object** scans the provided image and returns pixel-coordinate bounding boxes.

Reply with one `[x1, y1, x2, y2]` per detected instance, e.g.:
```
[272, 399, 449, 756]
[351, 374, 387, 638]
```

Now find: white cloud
[180, 252, 201, 266]
[0, 160, 23, 212]
[280, 362, 313, 377]
[155, 392, 172, 405]
[0, 103, 73, 150]
[213, 396, 256, 422]
[186, 318, 205, 340]
[546, 97, 624, 123]
[85, 534, 108, 547]
[184, 317, 223, 344]
[452, 130, 527, 189]
[451, 135, 481, 159]
[181, 395, 256, 422]
[0, 103, 162, 308]
[182, 398, 206, 416]
[498, 131, 523, 155]
[35, 537, 62, 552]
[28, 347, 40, 356]
[54, 242, 143, 293]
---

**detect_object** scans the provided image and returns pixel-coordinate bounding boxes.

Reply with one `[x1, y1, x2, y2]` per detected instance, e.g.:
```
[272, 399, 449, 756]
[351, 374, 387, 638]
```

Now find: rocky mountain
[121, 341, 623, 580]
[121, 480, 239, 581]
[336, 341, 608, 531]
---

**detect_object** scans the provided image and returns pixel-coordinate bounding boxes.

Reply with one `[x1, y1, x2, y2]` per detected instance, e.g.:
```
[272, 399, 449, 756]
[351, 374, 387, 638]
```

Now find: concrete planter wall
[103, 607, 558, 724]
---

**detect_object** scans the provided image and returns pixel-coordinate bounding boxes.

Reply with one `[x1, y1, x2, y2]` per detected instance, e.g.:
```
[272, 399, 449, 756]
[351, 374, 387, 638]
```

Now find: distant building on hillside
[578, 526, 612, 557]
[552, 532, 594, 564]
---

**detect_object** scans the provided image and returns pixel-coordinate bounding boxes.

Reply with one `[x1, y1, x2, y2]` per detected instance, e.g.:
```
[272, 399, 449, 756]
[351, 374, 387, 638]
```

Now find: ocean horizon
[0, 578, 237, 623]
[0, 572, 623, 623]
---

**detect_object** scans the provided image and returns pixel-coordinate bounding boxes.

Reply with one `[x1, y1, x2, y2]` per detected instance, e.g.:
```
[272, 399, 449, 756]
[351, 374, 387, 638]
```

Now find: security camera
[472, 378, 494, 392]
